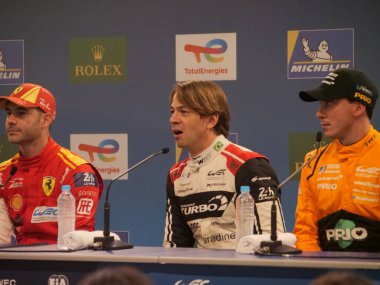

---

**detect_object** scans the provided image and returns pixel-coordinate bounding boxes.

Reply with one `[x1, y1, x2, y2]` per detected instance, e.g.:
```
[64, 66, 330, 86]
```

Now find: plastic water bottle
[57, 185, 76, 249]
[235, 185, 255, 249]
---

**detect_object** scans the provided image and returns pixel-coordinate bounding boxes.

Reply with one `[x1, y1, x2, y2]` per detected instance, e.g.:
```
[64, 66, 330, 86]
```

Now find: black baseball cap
[299, 68, 379, 108]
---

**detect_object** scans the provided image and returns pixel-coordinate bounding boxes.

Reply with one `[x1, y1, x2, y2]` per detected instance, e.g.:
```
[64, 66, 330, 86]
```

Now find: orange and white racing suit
[294, 125, 380, 252]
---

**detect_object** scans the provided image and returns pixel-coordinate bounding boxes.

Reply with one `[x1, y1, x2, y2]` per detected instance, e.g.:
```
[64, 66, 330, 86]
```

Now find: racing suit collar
[334, 125, 377, 161]
[187, 135, 228, 172]
[18, 137, 58, 167]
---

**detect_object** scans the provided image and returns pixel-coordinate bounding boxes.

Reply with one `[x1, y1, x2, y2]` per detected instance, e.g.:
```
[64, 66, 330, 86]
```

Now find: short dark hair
[347, 98, 373, 119]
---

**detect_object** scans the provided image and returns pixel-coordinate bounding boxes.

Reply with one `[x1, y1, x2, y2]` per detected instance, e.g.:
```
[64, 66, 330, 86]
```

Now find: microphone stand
[93, 148, 169, 250]
[255, 132, 322, 256]
[0, 166, 18, 188]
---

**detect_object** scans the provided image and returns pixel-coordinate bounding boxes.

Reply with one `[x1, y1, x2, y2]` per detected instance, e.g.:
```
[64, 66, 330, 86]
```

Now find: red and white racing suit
[163, 135, 285, 249]
[0, 138, 103, 245]
[294, 126, 380, 252]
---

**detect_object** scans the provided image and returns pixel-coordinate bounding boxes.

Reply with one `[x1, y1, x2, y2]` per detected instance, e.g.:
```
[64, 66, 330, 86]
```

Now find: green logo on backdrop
[69, 36, 127, 83]
[288, 132, 330, 180]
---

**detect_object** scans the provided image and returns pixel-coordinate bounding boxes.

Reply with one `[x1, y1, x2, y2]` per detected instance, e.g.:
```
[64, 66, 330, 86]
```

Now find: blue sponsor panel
[288, 29, 354, 79]
[2, 260, 380, 285]
[0, 40, 24, 85]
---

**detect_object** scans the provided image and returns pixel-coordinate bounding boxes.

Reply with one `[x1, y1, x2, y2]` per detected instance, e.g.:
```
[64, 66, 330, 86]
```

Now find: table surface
[0, 244, 379, 270]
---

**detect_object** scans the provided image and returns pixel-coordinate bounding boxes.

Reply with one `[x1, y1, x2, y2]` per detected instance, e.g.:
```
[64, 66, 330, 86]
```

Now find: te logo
[79, 139, 119, 162]
[184, 39, 227, 63]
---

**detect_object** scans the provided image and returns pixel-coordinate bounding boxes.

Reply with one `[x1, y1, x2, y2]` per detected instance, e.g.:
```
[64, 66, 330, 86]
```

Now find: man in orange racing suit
[294, 68, 380, 252]
[0, 83, 103, 245]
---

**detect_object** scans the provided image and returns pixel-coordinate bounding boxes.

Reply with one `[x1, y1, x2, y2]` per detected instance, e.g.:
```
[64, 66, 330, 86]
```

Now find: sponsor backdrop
[0, 1, 379, 252]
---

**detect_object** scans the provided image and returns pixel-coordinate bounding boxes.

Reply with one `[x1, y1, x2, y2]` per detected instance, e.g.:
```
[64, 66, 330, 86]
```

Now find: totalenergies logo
[184, 39, 227, 63]
[79, 139, 119, 162]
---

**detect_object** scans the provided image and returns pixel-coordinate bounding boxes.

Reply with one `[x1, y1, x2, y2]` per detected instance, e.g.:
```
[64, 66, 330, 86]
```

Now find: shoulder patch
[222, 144, 267, 176]
[223, 144, 267, 162]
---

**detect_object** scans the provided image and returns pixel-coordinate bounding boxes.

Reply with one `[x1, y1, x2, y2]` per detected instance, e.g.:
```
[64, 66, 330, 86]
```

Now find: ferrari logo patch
[42, 176, 56, 196]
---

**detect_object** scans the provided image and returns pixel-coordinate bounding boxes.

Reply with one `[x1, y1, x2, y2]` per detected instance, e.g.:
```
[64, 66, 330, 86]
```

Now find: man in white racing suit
[163, 80, 286, 249]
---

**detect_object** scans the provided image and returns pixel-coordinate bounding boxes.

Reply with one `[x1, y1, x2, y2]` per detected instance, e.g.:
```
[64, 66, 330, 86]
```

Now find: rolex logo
[91, 44, 105, 62]
[70, 37, 126, 82]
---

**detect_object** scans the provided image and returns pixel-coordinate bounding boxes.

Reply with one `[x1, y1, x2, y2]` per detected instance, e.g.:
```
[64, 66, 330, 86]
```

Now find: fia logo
[48, 275, 69, 285]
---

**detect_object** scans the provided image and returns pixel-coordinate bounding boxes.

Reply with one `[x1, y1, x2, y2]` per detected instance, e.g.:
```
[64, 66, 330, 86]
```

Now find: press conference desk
[1, 245, 380, 285]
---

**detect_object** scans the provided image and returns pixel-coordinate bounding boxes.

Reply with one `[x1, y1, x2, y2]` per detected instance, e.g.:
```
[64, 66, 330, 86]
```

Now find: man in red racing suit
[0, 83, 103, 245]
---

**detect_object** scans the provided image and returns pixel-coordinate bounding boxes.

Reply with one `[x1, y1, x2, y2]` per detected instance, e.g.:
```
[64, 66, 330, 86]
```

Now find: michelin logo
[0, 50, 20, 79]
[0, 40, 24, 85]
[287, 28, 353, 79]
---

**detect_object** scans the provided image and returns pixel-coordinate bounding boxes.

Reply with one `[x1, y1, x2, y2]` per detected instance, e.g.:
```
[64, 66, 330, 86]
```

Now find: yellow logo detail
[91, 45, 105, 62]
[10, 194, 22, 211]
[42, 176, 56, 196]
[20, 86, 40, 104]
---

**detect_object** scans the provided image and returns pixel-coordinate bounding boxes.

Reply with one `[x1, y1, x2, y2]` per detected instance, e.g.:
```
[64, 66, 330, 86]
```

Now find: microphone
[255, 132, 322, 256]
[94, 148, 170, 250]
[0, 166, 18, 188]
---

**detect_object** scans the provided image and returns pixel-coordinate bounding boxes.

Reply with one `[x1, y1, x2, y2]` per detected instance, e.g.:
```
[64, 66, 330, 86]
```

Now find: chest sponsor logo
[317, 175, 343, 181]
[195, 153, 211, 166]
[317, 183, 337, 190]
[353, 180, 380, 189]
[251, 176, 271, 183]
[206, 182, 226, 188]
[60, 167, 71, 184]
[325, 219, 367, 249]
[207, 169, 226, 176]
[181, 194, 229, 216]
[258, 186, 275, 201]
[74, 172, 98, 187]
[319, 164, 341, 174]
[77, 198, 94, 215]
[78, 189, 98, 197]
[31, 206, 58, 223]
[10, 194, 22, 211]
[356, 166, 380, 176]
[42, 176, 56, 196]
[9, 178, 23, 189]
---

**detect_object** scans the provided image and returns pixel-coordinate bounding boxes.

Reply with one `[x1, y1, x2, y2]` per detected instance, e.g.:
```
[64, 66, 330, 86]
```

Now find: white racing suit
[163, 135, 285, 249]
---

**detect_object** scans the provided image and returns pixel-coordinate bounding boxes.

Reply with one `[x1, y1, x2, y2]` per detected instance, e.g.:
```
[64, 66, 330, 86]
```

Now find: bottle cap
[62, 185, 71, 191]
[240, 185, 250, 193]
